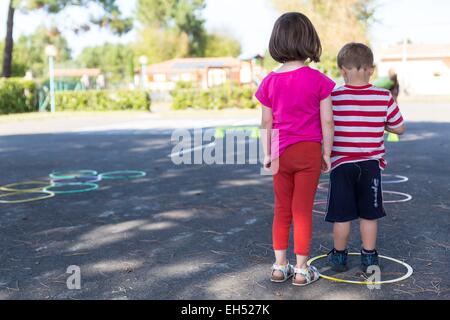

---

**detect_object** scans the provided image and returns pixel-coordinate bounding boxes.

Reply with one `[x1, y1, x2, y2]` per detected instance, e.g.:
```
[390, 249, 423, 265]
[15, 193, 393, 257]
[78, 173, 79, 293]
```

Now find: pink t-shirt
[255, 66, 335, 160]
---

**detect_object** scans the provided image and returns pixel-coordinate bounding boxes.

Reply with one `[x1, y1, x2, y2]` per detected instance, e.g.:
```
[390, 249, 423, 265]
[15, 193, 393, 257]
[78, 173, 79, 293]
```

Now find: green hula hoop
[0, 181, 52, 193]
[51, 175, 102, 185]
[44, 183, 99, 194]
[99, 170, 147, 180]
[0, 191, 55, 204]
[307, 253, 413, 285]
[49, 170, 98, 180]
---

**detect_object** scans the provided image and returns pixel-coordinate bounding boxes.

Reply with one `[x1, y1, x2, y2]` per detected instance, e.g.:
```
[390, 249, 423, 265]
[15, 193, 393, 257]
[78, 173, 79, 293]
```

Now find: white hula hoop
[382, 174, 409, 184]
[383, 191, 413, 203]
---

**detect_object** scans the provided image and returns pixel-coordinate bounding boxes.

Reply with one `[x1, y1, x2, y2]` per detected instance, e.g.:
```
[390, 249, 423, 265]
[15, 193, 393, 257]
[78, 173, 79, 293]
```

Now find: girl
[255, 12, 335, 286]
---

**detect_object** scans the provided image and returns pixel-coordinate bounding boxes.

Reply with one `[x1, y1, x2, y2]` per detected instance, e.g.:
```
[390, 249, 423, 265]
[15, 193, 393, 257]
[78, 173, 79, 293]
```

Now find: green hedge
[0, 78, 38, 114]
[55, 90, 151, 111]
[171, 84, 257, 110]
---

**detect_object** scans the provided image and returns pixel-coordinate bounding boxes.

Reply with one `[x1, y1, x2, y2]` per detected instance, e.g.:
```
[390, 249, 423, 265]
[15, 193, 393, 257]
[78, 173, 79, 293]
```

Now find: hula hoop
[382, 174, 409, 184]
[308, 253, 413, 285]
[313, 200, 327, 215]
[0, 181, 52, 193]
[44, 183, 99, 194]
[318, 182, 329, 192]
[383, 191, 412, 203]
[99, 170, 147, 180]
[0, 191, 55, 204]
[49, 170, 98, 180]
[51, 175, 102, 185]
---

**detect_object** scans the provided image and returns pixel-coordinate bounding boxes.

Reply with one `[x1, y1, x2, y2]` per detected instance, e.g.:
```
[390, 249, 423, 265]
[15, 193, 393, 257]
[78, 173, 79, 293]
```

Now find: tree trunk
[2, 0, 15, 78]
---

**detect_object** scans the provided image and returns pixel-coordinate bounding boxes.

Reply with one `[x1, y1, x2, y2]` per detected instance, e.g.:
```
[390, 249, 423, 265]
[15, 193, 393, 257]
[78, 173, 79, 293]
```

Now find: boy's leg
[356, 161, 385, 271]
[356, 160, 386, 250]
[326, 163, 359, 272]
[360, 219, 378, 251]
[334, 222, 351, 251]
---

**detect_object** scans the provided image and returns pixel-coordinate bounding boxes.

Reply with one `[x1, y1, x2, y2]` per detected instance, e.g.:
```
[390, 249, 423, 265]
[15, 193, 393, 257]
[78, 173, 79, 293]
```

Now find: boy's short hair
[337, 43, 374, 70]
[269, 12, 322, 64]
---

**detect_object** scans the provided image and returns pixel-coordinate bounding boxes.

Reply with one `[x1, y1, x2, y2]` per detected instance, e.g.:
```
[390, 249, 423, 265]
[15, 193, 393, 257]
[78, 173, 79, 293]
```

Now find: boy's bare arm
[385, 123, 406, 135]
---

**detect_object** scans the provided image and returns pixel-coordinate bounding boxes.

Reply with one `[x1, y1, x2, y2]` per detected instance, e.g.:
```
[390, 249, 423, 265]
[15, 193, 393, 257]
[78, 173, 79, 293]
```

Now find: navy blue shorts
[325, 160, 386, 223]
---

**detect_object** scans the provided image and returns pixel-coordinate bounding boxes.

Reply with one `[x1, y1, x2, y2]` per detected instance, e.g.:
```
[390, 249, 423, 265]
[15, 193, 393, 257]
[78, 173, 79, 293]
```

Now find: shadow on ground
[0, 123, 449, 300]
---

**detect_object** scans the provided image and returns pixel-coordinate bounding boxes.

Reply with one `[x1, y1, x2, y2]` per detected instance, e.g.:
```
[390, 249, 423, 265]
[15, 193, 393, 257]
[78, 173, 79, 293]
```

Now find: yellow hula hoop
[307, 253, 414, 285]
[0, 191, 55, 204]
[0, 181, 52, 193]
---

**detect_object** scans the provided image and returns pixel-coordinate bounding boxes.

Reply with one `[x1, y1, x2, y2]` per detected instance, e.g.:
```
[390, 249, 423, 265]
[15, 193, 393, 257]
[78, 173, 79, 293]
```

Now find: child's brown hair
[337, 43, 374, 70]
[269, 12, 322, 64]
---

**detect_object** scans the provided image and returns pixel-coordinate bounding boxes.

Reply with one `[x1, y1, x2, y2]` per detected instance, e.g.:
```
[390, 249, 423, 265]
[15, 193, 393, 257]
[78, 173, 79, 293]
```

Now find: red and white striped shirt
[331, 84, 404, 170]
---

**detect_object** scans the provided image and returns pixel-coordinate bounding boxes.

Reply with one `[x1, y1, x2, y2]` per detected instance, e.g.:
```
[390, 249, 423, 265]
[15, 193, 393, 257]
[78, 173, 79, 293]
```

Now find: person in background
[388, 69, 400, 103]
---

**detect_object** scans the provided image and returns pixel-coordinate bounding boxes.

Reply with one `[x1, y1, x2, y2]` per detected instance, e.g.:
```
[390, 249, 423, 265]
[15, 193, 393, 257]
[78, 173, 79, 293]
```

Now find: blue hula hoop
[44, 183, 99, 194]
[99, 170, 147, 180]
[50, 170, 98, 180]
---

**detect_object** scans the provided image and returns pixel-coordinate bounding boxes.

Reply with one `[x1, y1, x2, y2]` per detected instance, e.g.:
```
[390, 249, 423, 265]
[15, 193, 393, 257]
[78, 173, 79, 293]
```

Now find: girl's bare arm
[320, 96, 334, 173]
[261, 105, 273, 167]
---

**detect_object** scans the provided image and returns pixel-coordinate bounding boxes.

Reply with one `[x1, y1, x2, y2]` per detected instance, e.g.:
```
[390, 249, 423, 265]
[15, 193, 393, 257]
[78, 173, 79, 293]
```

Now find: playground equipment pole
[139, 55, 148, 90]
[45, 45, 57, 113]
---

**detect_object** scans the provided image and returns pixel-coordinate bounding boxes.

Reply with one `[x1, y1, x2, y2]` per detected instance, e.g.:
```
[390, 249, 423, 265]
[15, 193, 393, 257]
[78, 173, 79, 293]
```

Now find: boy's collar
[344, 84, 373, 89]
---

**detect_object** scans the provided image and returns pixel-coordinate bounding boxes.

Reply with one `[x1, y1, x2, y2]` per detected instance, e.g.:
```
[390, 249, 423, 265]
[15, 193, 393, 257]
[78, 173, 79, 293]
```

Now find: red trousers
[272, 142, 322, 256]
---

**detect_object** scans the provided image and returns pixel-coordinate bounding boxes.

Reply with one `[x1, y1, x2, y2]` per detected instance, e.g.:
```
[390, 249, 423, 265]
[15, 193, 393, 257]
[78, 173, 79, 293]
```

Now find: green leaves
[12, 0, 133, 34]
[12, 27, 71, 77]
[54, 90, 151, 111]
[205, 33, 241, 58]
[77, 43, 134, 85]
[171, 84, 257, 111]
[137, 0, 207, 56]
[0, 78, 38, 114]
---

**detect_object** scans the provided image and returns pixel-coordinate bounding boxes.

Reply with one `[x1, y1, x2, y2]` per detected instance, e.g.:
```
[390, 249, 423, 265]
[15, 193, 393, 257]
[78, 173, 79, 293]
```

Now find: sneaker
[327, 248, 349, 272]
[360, 249, 380, 273]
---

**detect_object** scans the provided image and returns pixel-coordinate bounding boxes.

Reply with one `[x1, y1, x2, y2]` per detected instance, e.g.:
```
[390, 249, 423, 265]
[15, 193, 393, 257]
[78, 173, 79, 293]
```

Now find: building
[138, 57, 262, 91]
[376, 43, 450, 95]
[53, 68, 105, 90]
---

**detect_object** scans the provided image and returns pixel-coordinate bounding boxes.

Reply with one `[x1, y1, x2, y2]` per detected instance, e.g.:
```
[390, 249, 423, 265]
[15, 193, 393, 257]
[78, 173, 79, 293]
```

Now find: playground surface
[0, 104, 449, 300]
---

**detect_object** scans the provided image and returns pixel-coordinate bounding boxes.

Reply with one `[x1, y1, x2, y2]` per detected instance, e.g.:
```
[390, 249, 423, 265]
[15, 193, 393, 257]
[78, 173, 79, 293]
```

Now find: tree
[133, 27, 189, 64]
[77, 43, 134, 84]
[137, 0, 207, 57]
[204, 33, 241, 58]
[1, 0, 133, 78]
[271, 0, 376, 76]
[13, 27, 71, 78]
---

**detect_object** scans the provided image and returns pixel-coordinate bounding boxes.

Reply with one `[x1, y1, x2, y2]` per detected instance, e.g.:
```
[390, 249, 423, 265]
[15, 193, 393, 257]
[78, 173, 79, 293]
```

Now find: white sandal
[292, 265, 320, 286]
[270, 262, 294, 283]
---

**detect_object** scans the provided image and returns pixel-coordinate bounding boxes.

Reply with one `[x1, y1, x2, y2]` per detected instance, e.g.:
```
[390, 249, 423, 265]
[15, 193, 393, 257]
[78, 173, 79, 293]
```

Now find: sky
[1, 0, 450, 58]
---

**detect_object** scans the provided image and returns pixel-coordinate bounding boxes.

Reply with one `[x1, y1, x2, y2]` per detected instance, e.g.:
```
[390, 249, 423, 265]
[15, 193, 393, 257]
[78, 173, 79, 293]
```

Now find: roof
[378, 43, 450, 61]
[146, 57, 242, 74]
[54, 68, 102, 77]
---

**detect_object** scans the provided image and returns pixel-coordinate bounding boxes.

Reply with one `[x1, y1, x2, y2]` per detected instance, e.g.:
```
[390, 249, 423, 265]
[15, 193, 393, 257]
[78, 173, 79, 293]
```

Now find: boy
[326, 43, 406, 273]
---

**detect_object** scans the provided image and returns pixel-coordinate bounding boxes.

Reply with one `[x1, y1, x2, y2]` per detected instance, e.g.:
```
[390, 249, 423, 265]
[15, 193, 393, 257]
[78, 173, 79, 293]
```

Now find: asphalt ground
[0, 110, 449, 300]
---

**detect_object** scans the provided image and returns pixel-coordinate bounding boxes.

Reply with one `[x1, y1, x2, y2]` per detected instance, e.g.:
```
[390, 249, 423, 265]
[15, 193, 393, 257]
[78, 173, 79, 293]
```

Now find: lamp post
[139, 55, 148, 90]
[45, 45, 57, 113]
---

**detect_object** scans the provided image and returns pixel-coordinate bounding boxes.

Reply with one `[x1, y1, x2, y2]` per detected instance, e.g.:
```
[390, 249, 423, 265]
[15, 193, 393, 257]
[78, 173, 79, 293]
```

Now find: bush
[55, 90, 151, 111]
[171, 83, 257, 110]
[0, 78, 38, 114]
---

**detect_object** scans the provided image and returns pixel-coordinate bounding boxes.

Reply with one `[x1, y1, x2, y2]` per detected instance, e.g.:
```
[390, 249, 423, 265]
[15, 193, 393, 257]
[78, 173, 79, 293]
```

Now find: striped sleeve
[386, 94, 404, 128]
